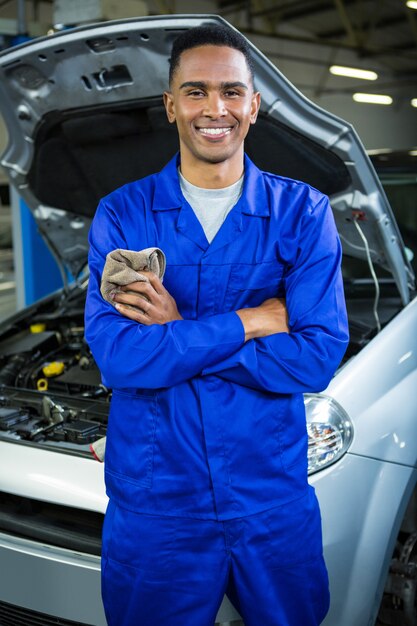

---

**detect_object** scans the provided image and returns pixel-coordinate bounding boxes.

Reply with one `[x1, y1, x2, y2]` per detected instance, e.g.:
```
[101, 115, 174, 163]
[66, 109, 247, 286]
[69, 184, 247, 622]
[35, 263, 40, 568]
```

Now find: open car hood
[0, 14, 413, 304]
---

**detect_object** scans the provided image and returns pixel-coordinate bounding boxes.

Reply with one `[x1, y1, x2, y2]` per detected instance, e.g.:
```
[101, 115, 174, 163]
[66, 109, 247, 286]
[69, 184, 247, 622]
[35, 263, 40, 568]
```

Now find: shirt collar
[151, 152, 270, 217]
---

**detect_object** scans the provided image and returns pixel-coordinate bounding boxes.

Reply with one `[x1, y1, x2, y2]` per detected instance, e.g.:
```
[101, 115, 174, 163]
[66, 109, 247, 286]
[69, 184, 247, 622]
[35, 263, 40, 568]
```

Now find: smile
[197, 127, 233, 136]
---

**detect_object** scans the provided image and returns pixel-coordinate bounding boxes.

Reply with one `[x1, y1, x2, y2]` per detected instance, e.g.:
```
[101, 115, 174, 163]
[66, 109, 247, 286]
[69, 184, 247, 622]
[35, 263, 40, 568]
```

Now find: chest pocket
[162, 265, 200, 319]
[225, 261, 285, 310]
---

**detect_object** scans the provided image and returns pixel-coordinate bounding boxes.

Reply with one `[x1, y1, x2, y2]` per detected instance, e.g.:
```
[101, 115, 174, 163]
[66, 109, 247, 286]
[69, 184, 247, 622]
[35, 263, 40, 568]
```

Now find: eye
[224, 89, 241, 98]
[187, 89, 205, 97]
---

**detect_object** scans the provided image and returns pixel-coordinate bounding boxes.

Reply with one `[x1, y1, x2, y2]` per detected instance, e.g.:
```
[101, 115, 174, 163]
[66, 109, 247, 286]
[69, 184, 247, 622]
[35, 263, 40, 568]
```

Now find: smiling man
[164, 43, 260, 186]
[85, 24, 348, 626]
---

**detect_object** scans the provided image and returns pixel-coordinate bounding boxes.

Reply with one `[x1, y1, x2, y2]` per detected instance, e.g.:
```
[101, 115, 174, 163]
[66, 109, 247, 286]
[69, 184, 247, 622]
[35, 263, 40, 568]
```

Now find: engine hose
[0, 355, 27, 386]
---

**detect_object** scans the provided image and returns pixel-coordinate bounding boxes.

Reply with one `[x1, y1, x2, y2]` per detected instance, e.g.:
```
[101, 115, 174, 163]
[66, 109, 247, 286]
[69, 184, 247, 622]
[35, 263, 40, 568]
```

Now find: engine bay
[0, 285, 109, 456]
[0, 274, 404, 457]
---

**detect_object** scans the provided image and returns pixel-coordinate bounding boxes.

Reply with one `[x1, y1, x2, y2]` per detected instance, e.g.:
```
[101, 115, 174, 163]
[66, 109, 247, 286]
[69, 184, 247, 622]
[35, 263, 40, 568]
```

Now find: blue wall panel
[19, 199, 63, 304]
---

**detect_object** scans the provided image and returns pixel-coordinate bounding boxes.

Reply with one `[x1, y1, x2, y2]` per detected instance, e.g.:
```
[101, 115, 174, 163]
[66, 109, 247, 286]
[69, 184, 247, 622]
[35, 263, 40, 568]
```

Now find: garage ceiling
[0, 0, 416, 103]
[217, 0, 417, 101]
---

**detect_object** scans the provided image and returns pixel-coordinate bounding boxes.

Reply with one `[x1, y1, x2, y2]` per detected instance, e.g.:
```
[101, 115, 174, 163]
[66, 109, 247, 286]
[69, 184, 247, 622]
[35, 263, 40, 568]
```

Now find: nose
[203, 92, 227, 118]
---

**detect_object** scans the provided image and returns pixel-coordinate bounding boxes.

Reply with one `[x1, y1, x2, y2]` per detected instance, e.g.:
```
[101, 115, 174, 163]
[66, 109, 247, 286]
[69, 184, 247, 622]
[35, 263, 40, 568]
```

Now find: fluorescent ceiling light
[411, 98, 417, 108]
[367, 148, 393, 155]
[409, 149, 417, 156]
[406, 1, 417, 9]
[330, 65, 378, 80]
[353, 93, 393, 105]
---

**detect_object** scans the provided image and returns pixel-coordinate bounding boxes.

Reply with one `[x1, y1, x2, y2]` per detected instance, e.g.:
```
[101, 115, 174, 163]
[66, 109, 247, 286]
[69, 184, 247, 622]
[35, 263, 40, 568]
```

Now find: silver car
[0, 14, 415, 626]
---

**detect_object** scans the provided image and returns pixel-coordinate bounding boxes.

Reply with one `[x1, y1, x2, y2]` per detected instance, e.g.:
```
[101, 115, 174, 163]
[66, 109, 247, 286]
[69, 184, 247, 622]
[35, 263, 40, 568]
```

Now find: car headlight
[304, 394, 353, 475]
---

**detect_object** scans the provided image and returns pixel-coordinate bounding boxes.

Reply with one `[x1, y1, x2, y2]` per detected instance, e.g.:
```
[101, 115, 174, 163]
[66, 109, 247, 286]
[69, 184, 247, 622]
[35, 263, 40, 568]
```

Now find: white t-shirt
[179, 170, 244, 243]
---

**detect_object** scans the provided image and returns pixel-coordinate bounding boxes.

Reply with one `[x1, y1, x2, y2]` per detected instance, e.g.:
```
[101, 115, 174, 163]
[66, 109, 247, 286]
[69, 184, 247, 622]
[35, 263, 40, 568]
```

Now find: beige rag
[100, 247, 166, 305]
[91, 247, 166, 463]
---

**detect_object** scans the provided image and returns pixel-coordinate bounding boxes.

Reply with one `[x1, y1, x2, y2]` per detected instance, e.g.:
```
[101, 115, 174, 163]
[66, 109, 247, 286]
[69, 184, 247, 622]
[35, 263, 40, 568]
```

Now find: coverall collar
[152, 152, 270, 218]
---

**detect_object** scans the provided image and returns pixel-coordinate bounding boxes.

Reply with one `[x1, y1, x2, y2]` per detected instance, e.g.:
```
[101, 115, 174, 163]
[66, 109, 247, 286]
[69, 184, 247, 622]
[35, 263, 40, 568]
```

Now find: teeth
[199, 127, 232, 136]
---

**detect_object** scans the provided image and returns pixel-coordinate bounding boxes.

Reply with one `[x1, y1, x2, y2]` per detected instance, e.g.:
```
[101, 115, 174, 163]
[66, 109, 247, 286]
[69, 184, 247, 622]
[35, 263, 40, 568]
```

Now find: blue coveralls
[85, 153, 349, 626]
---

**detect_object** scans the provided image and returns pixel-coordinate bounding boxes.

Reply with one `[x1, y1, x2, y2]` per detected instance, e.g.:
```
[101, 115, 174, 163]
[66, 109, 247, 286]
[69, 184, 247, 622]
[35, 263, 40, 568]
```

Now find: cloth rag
[100, 247, 166, 305]
[91, 247, 166, 462]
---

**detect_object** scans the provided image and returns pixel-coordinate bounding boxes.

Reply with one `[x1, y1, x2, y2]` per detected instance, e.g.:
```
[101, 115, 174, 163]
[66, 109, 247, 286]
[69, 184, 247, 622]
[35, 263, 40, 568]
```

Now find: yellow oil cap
[42, 361, 65, 377]
[30, 323, 46, 333]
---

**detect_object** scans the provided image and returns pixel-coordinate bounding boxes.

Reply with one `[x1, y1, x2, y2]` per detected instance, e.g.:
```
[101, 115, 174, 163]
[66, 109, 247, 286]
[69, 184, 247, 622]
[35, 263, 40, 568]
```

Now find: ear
[250, 91, 261, 125]
[163, 91, 176, 124]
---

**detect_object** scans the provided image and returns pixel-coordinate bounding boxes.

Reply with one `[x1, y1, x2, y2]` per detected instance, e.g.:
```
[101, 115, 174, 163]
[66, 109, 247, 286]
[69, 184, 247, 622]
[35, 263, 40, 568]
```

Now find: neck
[179, 150, 244, 189]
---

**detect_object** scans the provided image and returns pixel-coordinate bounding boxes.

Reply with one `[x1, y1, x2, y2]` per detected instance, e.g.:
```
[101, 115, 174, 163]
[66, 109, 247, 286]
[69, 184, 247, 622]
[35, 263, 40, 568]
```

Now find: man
[85, 24, 349, 626]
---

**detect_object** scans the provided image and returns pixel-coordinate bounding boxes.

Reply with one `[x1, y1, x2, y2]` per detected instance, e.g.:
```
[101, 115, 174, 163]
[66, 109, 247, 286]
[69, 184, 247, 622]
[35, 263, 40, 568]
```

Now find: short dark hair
[168, 24, 255, 86]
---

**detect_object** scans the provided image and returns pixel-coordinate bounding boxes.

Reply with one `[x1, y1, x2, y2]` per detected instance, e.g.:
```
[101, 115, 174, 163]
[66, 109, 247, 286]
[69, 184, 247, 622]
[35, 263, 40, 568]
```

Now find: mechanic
[85, 24, 349, 626]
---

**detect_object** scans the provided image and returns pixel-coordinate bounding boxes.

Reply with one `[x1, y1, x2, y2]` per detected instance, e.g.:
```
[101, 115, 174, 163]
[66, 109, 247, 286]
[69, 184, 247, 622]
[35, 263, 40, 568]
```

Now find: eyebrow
[179, 81, 249, 91]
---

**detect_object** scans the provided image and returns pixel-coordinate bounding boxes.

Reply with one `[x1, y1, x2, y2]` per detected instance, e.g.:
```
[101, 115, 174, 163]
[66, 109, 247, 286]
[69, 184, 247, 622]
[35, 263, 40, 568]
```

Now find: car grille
[0, 600, 93, 625]
[0, 491, 103, 556]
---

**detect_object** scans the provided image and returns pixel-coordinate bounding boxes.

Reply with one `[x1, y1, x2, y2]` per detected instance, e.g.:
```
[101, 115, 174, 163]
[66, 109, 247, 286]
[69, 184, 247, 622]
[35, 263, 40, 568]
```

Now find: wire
[353, 218, 381, 333]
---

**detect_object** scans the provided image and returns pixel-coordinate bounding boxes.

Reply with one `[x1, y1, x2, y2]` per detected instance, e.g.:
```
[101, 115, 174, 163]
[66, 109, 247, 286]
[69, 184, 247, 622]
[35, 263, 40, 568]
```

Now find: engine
[0, 286, 109, 456]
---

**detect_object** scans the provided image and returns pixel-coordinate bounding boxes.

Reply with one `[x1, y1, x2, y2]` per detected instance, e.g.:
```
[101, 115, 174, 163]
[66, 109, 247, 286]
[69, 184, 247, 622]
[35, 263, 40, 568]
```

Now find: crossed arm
[112, 272, 289, 342]
[85, 196, 349, 394]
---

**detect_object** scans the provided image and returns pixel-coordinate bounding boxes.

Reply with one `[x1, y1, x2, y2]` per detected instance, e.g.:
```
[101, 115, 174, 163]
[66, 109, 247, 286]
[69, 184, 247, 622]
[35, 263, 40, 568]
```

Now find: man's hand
[236, 298, 289, 342]
[112, 271, 183, 325]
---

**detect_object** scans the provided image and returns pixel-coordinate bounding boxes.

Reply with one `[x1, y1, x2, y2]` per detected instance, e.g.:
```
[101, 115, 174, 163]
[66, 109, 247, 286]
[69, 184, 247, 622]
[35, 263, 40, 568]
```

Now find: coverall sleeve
[85, 199, 245, 389]
[201, 196, 349, 394]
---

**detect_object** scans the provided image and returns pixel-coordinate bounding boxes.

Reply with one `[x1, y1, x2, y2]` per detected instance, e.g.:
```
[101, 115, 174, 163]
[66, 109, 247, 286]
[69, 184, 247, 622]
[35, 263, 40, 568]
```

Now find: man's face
[164, 45, 260, 167]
